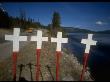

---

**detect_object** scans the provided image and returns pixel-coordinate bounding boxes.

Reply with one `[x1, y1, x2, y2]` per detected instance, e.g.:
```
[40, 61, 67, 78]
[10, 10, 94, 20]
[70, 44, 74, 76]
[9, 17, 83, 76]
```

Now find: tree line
[0, 8, 42, 29]
[0, 7, 65, 36]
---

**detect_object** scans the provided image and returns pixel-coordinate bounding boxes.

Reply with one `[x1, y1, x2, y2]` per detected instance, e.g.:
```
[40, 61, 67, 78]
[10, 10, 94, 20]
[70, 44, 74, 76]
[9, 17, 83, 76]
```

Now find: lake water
[64, 33, 110, 81]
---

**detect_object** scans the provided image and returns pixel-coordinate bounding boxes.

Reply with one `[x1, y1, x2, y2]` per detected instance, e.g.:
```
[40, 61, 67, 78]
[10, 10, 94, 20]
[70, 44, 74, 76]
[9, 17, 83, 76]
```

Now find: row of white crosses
[5, 28, 97, 81]
[5, 28, 68, 81]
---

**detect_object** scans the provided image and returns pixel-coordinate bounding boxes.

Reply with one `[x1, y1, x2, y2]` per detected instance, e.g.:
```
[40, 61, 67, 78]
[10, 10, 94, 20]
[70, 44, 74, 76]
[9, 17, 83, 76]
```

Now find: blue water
[64, 33, 110, 81]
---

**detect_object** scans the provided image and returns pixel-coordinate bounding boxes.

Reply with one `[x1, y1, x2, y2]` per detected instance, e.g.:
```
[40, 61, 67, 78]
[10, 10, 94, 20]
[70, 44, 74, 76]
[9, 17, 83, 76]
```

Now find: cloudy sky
[1, 2, 110, 31]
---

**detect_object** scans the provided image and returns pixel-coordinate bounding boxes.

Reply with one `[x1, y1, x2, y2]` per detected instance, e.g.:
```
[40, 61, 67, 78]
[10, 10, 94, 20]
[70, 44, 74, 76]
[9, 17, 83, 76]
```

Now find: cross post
[5, 28, 27, 81]
[51, 32, 68, 81]
[31, 30, 48, 81]
[80, 34, 97, 81]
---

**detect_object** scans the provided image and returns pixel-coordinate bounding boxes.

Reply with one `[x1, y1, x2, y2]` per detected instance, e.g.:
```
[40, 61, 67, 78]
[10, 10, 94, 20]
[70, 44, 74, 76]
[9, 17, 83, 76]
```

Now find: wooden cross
[31, 30, 48, 81]
[5, 28, 27, 81]
[80, 34, 97, 81]
[51, 32, 68, 81]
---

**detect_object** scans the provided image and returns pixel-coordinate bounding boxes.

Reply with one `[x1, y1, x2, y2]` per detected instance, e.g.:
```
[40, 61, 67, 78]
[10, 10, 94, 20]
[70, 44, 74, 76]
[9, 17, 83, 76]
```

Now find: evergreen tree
[19, 9, 27, 29]
[51, 12, 61, 36]
[52, 12, 61, 29]
[0, 7, 10, 28]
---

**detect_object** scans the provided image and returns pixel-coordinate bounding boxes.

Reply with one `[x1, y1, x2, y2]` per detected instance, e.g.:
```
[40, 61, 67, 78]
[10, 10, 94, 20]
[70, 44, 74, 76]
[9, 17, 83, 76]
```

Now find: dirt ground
[0, 28, 92, 81]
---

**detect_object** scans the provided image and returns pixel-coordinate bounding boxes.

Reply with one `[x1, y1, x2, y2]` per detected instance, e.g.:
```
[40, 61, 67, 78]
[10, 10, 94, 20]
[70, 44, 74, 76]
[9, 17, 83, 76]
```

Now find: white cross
[81, 34, 97, 53]
[51, 32, 68, 51]
[31, 30, 48, 49]
[5, 28, 27, 52]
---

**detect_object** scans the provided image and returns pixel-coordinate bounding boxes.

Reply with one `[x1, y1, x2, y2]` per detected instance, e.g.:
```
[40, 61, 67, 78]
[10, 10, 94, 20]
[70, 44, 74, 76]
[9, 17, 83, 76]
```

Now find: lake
[64, 33, 110, 81]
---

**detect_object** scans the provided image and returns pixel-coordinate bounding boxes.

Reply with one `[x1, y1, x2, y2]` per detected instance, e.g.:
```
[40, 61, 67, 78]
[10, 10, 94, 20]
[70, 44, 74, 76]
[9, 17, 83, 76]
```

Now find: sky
[1, 2, 110, 31]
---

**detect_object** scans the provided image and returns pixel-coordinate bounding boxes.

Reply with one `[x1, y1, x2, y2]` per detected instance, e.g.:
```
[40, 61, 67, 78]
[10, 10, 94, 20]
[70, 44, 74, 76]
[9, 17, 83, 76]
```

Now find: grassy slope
[0, 29, 92, 81]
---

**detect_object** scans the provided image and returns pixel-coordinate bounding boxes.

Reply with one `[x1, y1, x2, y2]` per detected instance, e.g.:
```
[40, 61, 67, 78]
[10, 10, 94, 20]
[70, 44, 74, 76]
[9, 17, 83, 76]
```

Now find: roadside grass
[0, 28, 92, 81]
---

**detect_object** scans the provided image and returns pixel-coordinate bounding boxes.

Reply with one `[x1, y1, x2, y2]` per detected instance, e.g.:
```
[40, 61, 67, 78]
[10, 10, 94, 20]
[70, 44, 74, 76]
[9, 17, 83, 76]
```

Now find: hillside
[62, 27, 95, 33]
[96, 30, 110, 34]
[62, 27, 110, 34]
[0, 28, 92, 81]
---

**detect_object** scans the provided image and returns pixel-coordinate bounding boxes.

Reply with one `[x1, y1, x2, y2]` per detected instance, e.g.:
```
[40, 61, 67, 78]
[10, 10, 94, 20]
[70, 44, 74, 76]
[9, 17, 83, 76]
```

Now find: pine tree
[0, 7, 10, 28]
[52, 12, 61, 29]
[19, 9, 26, 29]
[51, 12, 61, 36]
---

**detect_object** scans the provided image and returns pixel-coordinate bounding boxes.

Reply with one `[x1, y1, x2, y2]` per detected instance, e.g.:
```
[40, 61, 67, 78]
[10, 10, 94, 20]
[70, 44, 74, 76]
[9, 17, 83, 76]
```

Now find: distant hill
[96, 30, 110, 34]
[62, 27, 95, 33]
[62, 27, 110, 34]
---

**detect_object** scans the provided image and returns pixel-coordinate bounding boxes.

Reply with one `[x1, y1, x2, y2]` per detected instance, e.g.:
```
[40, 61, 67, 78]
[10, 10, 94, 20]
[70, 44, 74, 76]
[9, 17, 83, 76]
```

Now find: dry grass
[0, 29, 92, 81]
